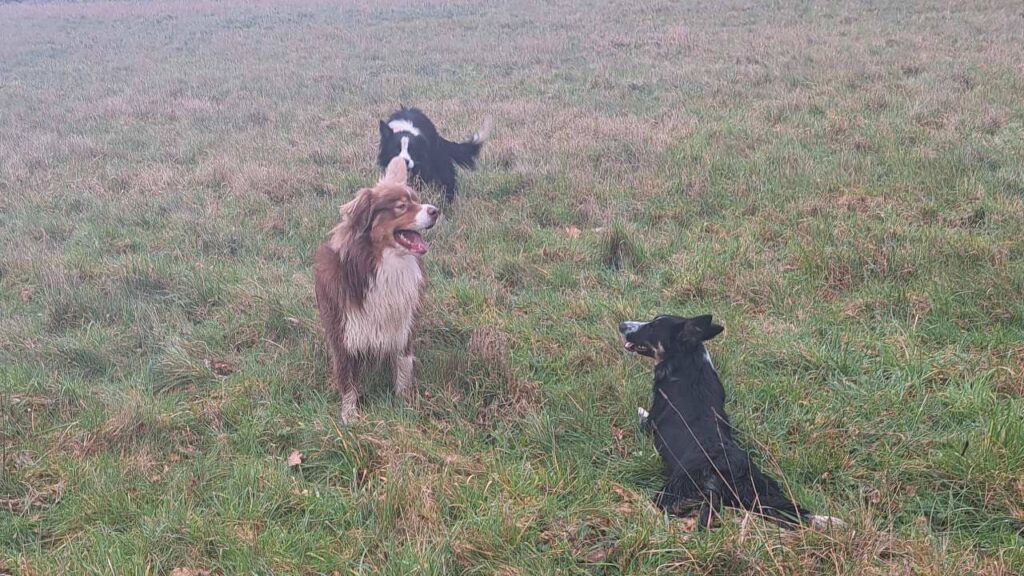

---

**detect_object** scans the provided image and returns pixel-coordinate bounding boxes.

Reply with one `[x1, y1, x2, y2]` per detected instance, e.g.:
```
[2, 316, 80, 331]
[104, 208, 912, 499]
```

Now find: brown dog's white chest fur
[342, 248, 423, 355]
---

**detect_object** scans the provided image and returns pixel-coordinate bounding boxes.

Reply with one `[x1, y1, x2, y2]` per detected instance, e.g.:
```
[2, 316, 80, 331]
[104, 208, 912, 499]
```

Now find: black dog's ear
[379, 120, 390, 140]
[679, 315, 724, 344]
[703, 322, 724, 342]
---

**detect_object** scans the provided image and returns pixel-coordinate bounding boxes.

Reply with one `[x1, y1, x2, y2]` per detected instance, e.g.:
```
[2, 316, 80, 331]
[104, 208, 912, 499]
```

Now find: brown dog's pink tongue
[397, 231, 428, 254]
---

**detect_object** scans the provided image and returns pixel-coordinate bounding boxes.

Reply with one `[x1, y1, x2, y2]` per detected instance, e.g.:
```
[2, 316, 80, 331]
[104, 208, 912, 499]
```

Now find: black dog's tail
[744, 468, 843, 529]
[754, 496, 808, 528]
[740, 466, 811, 527]
[444, 117, 491, 169]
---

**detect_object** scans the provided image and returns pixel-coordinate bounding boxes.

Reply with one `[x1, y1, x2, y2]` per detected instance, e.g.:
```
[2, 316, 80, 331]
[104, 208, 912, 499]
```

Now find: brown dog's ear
[344, 188, 375, 235]
[380, 156, 408, 186]
[338, 189, 362, 218]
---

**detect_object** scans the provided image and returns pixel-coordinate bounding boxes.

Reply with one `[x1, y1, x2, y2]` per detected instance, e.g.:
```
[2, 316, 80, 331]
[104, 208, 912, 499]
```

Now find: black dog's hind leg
[653, 487, 681, 512]
[655, 477, 705, 520]
[697, 476, 724, 529]
[697, 489, 722, 530]
[437, 162, 458, 203]
[654, 484, 696, 515]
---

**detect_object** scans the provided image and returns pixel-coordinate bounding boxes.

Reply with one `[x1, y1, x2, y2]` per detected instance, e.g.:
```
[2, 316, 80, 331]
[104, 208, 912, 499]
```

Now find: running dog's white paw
[637, 407, 649, 424]
[808, 515, 845, 530]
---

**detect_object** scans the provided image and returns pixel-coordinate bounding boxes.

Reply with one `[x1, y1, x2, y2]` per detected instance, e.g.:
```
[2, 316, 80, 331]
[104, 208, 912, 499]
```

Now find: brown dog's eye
[395, 202, 407, 212]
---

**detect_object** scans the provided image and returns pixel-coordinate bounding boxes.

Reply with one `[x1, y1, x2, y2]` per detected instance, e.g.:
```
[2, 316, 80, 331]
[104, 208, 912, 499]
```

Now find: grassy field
[2, 0, 1023, 573]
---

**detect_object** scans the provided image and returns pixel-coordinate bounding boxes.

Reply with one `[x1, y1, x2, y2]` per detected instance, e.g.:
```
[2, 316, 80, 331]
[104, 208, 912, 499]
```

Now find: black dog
[619, 314, 839, 529]
[377, 107, 490, 203]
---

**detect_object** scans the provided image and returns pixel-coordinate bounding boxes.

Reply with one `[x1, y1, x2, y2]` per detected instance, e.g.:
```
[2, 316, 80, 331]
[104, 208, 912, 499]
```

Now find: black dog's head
[618, 314, 724, 360]
[378, 119, 428, 174]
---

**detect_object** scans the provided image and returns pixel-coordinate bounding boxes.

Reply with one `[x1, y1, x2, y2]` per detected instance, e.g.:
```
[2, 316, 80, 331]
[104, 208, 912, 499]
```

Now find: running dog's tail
[444, 116, 491, 169]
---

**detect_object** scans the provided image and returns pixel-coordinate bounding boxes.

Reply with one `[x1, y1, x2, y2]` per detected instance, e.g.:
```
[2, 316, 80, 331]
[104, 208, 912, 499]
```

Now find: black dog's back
[650, 349, 808, 526]
[377, 107, 487, 202]
[385, 107, 440, 142]
[395, 107, 482, 168]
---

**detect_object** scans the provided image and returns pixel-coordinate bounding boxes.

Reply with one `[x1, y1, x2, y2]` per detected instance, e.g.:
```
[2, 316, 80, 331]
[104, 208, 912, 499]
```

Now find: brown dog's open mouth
[395, 230, 428, 254]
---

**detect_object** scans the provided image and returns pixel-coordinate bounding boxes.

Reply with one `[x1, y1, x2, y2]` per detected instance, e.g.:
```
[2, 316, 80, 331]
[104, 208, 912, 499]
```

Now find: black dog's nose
[618, 322, 629, 334]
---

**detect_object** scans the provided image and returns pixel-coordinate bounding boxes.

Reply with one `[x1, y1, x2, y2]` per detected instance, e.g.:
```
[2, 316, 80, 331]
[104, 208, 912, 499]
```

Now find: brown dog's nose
[426, 206, 439, 218]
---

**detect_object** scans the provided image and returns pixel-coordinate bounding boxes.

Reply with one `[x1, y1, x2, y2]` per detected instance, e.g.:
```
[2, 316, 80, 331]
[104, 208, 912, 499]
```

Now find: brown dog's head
[341, 157, 440, 255]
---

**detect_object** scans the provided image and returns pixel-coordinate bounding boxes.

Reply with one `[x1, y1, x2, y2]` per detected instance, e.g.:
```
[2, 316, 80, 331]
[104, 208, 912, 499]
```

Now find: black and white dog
[619, 314, 841, 530]
[377, 107, 490, 203]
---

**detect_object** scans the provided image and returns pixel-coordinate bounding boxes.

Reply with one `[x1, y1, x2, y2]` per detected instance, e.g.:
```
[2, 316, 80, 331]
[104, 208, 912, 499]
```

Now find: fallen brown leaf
[584, 548, 608, 563]
[611, 485, 631, 500]
[613, 502, 634, 515]
[565, 225, 581, 239]
[205, 358, 235, 376]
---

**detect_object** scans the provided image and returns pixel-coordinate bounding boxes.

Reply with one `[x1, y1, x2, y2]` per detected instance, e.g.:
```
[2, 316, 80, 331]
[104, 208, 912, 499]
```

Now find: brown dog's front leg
[393, 353, 415, 401]
[332, 349, 360, 423]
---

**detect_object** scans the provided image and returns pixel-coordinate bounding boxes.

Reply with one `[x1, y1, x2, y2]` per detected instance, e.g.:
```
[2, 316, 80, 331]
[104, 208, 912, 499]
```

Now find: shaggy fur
[619, 314, 841, 530]
[314, 158, 439, 422]
[377, 106, 490, 202]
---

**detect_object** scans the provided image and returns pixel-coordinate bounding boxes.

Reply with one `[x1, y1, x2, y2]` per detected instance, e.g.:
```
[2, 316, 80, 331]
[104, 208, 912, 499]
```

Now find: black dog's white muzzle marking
[618, 321, 651, 354]
[619, 321, 645, 335]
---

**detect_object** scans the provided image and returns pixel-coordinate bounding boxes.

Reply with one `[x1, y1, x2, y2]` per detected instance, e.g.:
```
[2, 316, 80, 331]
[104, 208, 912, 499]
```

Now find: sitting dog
[377, 106, 490, 203]
[314, 157, 439, 422]
[619, 314, 840, 529]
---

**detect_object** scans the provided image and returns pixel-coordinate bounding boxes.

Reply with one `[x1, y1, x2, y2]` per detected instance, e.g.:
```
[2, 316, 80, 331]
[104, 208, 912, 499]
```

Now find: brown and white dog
[314, 157, 439, 422]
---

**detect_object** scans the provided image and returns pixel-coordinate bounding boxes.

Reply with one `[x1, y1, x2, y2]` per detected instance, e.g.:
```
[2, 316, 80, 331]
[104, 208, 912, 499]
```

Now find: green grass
[2, 0, 1023, 573]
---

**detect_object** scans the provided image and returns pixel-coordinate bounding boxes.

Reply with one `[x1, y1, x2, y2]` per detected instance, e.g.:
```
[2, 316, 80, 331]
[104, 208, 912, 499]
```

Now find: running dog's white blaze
[398, 136, 414, 169]
[388, 119, 421, 136]
[414, 204, 438, 229]
[808, 515, 846, 530]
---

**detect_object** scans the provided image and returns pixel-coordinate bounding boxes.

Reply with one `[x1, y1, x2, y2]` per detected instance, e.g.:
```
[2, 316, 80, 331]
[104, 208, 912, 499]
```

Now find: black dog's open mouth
[395, 230, 428, 254]
[623, 341, 653, 356]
